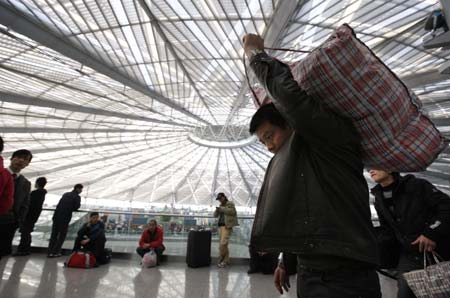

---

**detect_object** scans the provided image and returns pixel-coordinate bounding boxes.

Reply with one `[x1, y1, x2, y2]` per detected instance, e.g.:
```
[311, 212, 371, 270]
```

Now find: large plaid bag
[254, 24, 446, 172]
[403, 252, 450, 298]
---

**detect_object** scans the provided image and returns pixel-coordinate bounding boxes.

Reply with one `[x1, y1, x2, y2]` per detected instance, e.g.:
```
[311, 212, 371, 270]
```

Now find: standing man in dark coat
[369, 170, 450, 298]
[14, 177, 47, 256]
[243, 34, 380, 297]
[47, 184, 82, 257]
[0, 149, 32, 257]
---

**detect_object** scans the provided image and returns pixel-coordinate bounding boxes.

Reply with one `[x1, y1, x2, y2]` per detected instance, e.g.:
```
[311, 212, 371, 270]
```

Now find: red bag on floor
[64, 251, 97, 268]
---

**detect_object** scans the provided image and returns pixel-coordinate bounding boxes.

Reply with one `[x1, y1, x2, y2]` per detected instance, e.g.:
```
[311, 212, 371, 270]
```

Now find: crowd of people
[1, 33, 450, 298]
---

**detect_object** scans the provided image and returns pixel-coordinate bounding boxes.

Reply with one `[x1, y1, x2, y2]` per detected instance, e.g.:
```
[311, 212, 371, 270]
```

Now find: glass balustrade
[13, 209, 254, 258]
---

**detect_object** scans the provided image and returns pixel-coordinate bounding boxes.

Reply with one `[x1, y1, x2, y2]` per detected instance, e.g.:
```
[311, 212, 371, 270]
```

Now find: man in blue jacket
[47, 184, 82, 257]
[243, 34, 380, 298]
[73, 212, 106, 261]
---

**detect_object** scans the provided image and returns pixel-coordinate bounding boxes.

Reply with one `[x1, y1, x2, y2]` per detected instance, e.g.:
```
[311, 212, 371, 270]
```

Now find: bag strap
[243, 47, 311, 107]
[376, 196, 406, 246]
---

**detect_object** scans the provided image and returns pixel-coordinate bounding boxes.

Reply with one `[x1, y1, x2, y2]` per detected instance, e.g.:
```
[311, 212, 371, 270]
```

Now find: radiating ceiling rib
[180, 1, 248, 94]
[427, 117, 450, 127]
[0, 91, 190, 127]
[230, 149, 256, 204]
[210, 149, 221, 196]
[422, 170, 450, 181]
[97, 143, 201, 199]
[138, 0, 219, 124]
[1, 126, 184, 133]
[224, 0, 302, 128]
[0, 2, 210, 125]
[183, 149, 216, 203]
[39, 138, 189, 191]
[172, 147, 211, 203]
[2, 134, 177, 155]
[402, 70, 450, 89]
[0, 63, 185, 122]
[241, 147, 267, 171]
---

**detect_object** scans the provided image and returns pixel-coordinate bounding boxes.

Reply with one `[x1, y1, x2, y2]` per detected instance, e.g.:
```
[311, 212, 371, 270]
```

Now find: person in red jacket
[136, 219, 165, 263]
[0, 137, 14, 215]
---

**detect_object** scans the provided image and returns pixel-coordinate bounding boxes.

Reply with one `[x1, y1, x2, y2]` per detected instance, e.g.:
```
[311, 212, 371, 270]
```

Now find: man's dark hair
[0, 136, 3, 153]
[12, 149, 33, 161]
[74, 183, 83, 190]
[249, 103, 289, 134]
[90, 212, 99, 217]
[36, 177, 47, 188]
[149, 219, 157, 226]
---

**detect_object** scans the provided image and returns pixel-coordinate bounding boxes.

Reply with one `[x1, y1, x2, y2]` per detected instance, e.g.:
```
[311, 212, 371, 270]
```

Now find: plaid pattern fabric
[403, 253, 450, 298]
[254, 24, 446, 172]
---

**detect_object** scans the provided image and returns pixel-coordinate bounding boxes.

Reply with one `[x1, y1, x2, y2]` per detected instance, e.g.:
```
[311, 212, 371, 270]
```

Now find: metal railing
[14, 208, 254, 258]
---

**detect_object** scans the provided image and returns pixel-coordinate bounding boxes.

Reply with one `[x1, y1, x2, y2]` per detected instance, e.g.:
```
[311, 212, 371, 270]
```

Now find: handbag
[403, 251, 450, 298]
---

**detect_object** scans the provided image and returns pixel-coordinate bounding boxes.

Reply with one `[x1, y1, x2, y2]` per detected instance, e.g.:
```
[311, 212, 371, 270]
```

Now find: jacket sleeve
[0, 170, 14, 215]
[77, 223, 89, 238]
[149, 228, 163, 248]
[419, 180, 450, 242]
[138, 230, 147, 248]
[222, 202, 237, 216]
[18, 180, 31, 224]
[73, 194, 81, 211]
[250, 53, 357, 145]
[89, 222, 105, 240]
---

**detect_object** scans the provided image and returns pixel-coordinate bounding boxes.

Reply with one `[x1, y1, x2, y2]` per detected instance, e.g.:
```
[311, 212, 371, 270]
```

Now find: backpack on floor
[64, 251, 97, 269]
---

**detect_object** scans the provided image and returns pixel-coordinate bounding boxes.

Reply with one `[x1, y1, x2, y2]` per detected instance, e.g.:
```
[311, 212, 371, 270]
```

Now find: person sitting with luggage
[136, 219, 165, 265]
[73, 212, 107, 263]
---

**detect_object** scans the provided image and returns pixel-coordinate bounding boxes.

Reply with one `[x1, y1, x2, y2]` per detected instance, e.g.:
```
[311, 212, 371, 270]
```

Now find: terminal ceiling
[0, 0, 449, 207]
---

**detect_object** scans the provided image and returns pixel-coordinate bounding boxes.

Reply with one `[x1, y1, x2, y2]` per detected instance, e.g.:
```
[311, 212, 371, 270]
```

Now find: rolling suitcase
[186, 230, 211, 268]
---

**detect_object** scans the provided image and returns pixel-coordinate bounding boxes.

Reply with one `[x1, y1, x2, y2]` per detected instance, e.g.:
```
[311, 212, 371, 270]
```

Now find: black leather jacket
[249, 53, 378, 266]
[371, 174, 450, 260]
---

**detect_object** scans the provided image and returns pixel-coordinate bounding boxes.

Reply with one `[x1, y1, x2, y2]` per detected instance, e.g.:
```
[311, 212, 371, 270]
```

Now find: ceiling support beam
[224, 0, 304, 127]
[0, 2, 210, 125]
[137, 0, 218, 124]
[0, 91, 192, 127]
[230, 150, 256, 205]
[1, 127, 185, 134]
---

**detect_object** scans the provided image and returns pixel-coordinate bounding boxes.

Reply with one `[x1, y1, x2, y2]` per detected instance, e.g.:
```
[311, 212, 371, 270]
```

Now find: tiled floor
[0, 254, 397, 298]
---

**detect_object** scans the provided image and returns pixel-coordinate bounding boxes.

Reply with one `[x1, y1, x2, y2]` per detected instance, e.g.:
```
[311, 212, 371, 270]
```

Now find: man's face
[255, 121, 292, 154]
[10, 155, 31, 172]
[75, 188, 83, 194]
[89, 215, 99, 225]
[217, 196, 226, 205]
[148, 222, 156, 232]
[368, 169, 391, 184]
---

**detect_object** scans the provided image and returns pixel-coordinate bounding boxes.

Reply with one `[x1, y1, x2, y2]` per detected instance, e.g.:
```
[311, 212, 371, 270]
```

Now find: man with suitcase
[213, 192, 238, 268]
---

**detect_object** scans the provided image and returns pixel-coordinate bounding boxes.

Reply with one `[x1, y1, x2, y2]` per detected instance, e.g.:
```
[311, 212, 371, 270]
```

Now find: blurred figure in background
[47, 184, 82, 257]
[14, 177, 47, 256]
